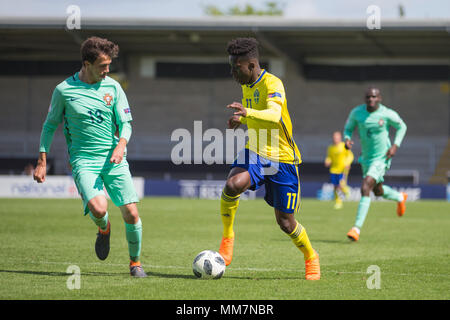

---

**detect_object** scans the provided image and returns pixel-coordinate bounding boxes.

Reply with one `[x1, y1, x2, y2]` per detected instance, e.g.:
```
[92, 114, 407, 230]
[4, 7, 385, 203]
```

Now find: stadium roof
[1, 17, 449, 63]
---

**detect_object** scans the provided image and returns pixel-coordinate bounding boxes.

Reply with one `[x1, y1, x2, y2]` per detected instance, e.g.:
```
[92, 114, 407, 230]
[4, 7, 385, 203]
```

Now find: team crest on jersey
[378, 119, 384, 126]
[103, 93, 113, 106]
[253, 89, 260, 104]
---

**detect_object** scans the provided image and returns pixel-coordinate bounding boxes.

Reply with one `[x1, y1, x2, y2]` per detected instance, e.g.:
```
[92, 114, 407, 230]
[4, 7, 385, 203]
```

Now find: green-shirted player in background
[33, 37, 147, 277]
[344, 87, 408, 241]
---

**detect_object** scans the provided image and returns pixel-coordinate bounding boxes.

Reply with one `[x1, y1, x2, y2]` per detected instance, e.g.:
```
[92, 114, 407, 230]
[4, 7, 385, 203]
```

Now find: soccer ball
[192, 250, 226, 279]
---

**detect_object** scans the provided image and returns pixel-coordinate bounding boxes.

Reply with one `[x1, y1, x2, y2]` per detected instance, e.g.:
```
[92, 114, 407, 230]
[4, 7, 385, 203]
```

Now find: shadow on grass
[314, 239, 354, 244]
[0, 269, 123, 277]
[1, 269, 302, 281]
[146, 271, 302, 281]
[223, 275, 303, 280]
[146, 271, 197, 280]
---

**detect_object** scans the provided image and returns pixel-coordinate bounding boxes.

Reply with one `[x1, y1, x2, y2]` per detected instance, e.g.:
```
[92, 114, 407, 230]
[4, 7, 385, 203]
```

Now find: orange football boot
[397, 192, 408, 217]
[347, 227, 360, 242]
[219, 236, 234, 266]
[305, 250, 320, 280]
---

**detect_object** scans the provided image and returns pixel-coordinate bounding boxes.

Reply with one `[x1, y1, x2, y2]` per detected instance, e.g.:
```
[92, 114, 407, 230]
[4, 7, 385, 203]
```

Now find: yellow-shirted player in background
[218, 37, 320, 280]
[325, 131, 354, 209]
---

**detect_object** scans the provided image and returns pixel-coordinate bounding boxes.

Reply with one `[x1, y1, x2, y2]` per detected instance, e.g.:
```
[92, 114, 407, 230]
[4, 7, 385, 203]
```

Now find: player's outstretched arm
[343, 109, 357, 148]
[344, 139, 354, 150]
[33, 152, 47, 183]
[110, 121, 132, 164]
[35, 87, 65, 183]
[227, 115, 243, 129]
[324, 148, 332, 167]
[110, 138, 127, 164]
[389, 111, 407, 149]
[226, 102, 246, 129]
[386, 144, 398, 159]
[386, 109, 407, 159]
[227, 101, 281, 124]
[227, 102, 247, 117]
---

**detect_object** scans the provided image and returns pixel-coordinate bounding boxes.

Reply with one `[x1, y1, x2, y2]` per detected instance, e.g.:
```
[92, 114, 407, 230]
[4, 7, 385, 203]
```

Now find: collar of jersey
[364, 103, 385, 113]
[73, 72, 104, 87]
[247, 69, 266, 88]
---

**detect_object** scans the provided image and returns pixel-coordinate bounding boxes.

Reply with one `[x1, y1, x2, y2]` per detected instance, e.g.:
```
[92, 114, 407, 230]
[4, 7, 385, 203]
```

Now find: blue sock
[355, 196, 371, 229]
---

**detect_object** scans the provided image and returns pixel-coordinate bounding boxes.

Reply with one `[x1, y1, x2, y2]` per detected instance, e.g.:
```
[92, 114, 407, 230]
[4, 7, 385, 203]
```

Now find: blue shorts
[329, 173, 344, 186]
[231, 149, 300, 214]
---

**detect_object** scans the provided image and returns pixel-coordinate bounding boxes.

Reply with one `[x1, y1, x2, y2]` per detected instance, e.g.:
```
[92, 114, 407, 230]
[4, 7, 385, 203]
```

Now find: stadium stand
[0, 17, 448, 184]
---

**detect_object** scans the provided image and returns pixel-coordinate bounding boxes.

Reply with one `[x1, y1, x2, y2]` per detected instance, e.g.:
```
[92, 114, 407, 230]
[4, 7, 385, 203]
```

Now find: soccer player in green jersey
[33, 37, 147, 277]
[344, 87, 408, 241]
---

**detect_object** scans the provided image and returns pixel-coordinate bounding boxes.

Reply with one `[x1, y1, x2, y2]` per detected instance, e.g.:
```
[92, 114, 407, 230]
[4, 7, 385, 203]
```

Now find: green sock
[355, 196, 371, 229]
[125, 219, 142, 262]
[382, 185, 403, 202]
[89, 211, 109, 231]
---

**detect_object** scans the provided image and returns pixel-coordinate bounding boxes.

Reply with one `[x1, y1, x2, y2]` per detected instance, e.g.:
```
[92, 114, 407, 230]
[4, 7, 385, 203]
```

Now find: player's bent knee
[278, 220, 296, 234]
[373, 189, 383, 197]
[275, 214, 296, 234]
[89, 206, 107, 218]
[120, 203, 140, 224]
[88, 197, 108, 218]
[224, 178, 246, 196]
[278, 222, 292, 234]
[361, 183, 372, 196]
[373, 184, 384, 197]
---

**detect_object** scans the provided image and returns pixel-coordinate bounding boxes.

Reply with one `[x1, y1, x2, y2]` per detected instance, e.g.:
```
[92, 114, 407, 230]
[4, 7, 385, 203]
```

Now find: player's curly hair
[226, 37, 259, 59]
[81, 36, 119, 64]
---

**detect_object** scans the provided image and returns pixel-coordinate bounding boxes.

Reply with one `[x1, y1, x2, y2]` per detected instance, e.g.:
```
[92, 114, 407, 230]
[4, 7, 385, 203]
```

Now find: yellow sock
[334, 189, 342, 201]
[220, 190, 240, 238]
[341, 178, 350, 196]
[342, 185, 350, 196]
[289, 222, 316, 261]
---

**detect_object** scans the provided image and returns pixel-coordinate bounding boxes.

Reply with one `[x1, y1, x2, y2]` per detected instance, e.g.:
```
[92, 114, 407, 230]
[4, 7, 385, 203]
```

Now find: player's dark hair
[81, 36, 119, 64]
[366, 86, 381, 95]
[226, 37, 259, 59]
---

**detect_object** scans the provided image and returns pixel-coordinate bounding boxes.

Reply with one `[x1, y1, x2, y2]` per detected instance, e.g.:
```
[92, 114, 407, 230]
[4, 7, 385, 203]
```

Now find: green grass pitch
[0, 197, 449, 300]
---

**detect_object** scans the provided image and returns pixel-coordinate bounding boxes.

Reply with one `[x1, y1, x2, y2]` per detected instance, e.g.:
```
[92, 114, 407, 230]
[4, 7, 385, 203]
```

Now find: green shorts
[72, 160, 139, 215]
[361, 159, 390, 184]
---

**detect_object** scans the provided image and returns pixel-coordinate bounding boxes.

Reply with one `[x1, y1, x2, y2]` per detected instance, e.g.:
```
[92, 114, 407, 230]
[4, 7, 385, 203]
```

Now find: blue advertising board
[144, 179, 447, 200]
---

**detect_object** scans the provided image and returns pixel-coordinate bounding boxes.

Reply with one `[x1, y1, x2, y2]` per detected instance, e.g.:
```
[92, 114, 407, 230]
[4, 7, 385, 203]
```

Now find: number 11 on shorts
[286, 192, 297, 210]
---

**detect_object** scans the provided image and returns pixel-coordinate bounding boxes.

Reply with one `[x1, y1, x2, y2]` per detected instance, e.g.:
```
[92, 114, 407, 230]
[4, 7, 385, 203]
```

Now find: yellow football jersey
[325, 142, 354, 174]
[240, 70, 301, 164]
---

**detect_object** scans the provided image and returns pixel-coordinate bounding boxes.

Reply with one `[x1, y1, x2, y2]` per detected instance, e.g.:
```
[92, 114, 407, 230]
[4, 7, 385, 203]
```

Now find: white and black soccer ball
[192, 250, 226, 279]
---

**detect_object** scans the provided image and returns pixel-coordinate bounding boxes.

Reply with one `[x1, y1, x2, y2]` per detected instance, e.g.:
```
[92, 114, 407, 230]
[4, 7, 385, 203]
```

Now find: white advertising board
[0, 175, 144, 199]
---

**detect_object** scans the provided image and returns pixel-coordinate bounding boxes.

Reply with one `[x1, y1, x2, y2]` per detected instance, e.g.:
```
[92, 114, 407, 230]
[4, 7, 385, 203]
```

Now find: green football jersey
[344, 104, 407, 165]
[39, 72, 133, 166]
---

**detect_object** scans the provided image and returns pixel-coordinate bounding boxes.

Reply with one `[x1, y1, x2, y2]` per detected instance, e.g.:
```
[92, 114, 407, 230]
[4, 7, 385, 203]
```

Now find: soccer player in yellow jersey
[325, 131, 354, 209]
[218, 38, 320, 280]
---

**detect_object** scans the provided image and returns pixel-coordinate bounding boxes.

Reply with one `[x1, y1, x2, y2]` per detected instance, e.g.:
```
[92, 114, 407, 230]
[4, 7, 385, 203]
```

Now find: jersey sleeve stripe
[280, 118, 300, 165]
